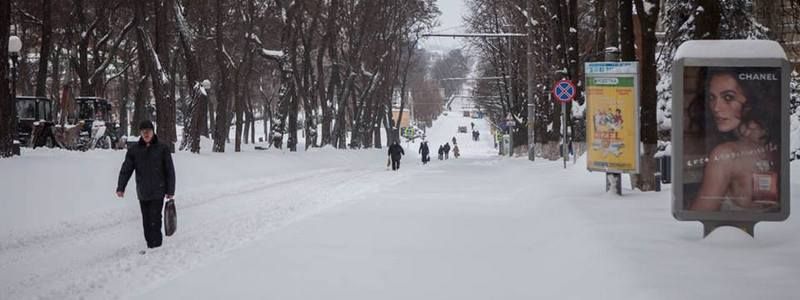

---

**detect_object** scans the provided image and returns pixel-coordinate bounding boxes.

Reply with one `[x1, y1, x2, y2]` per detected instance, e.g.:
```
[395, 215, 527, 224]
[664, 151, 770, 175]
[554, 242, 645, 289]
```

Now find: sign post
[552, 79, 576, 169]
[672, 40, 791, 237]
[585, 62, 640, 195]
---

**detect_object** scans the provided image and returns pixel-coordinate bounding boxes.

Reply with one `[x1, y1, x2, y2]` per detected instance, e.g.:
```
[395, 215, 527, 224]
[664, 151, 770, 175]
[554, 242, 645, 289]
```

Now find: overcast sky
[421, 0, 469, 51]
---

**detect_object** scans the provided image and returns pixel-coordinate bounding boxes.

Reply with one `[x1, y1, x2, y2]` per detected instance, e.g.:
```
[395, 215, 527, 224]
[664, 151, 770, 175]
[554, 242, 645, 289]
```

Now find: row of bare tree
[465, 0, 659, 191]
[0, 0, 440, 157]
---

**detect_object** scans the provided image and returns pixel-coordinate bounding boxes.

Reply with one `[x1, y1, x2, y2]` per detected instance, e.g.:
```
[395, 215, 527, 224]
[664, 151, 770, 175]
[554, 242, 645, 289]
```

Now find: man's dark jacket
[419, 143, 429, 155]
[117, 135, 176, 201]
[388, 144, 405, 161]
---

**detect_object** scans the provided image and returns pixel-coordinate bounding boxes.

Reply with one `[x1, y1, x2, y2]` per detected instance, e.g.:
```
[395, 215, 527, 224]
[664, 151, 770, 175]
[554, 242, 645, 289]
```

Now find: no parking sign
[552, 79, 576, 103]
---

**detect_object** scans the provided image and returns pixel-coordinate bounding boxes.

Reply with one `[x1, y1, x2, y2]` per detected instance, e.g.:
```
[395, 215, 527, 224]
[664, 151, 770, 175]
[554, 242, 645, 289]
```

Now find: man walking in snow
[443, 142, 451, 160]
[438, 145, 444, 160]
[388, 141, 405, 171]
[419, 141, 430, 165]
[116, 120, 176, 251]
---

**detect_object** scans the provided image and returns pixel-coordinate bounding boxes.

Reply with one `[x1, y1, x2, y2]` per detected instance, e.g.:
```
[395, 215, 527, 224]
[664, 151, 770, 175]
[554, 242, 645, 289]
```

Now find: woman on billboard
[688, 67, 780, 212]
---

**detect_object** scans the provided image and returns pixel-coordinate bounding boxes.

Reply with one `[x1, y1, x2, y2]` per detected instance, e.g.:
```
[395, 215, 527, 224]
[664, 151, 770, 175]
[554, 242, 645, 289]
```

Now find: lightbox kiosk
[671, 40, 791, 236]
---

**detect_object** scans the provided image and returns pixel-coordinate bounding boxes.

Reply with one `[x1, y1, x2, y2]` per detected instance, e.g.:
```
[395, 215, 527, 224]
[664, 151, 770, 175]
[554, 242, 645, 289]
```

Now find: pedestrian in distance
[471, 122, 475, 130]
[116, 120, 176, 252]
[444, 142, 451, 160]
[438, 145, 444, 160]
[388, 141, 405, 171]
[419, 141, 430, 165]
[453, 144, 460, 159]
[452, 136, 457, 145]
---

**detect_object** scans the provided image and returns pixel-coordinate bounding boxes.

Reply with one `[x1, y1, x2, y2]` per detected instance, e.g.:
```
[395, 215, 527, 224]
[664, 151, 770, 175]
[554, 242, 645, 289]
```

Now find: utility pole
[526, 1, 536, 161]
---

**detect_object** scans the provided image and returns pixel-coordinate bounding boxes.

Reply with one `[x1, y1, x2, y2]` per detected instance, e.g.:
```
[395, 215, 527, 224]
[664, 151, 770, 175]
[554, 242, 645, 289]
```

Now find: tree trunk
[593, 0, 606, 61]
[153, 0, 176, 152]
[212, 0, 230, 153]
[243, 94, 252, 145]
[133, 42, 150, 134]
[695, 0, 721, 40]
[619, 0, 636, 61]
[567, 0, 584, 145]
[235, 80, 244, 152]
[35, 0, 53, 97]
[174, 0, 204, 153]
[0, 0, 12, 157]
[605, 0, 620, 51]
[119, 66, 130, 137]
[633, 0, 660, 191]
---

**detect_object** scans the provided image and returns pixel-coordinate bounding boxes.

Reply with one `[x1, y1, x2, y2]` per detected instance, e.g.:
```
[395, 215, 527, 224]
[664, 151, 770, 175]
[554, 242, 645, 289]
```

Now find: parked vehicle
[71, 97, 121, 150]
[15, 96, 56, 148]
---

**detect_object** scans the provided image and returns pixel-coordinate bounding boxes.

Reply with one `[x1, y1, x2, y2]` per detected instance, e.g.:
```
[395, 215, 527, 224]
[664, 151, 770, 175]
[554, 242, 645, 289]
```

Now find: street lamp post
[125, 101, 134, 136]
[8, 35, 22, 155]
[201, 79, 212, 137]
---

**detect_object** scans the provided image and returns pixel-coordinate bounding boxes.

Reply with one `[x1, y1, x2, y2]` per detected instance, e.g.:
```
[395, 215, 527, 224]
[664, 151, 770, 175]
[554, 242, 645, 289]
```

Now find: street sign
[552, 79, 576, 103]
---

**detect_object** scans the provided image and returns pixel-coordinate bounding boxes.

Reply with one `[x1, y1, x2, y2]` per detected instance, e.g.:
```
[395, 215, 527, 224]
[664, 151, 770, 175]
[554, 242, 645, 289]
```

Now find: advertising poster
[680, 67, 783, 213]
[585, 62, 640, 173]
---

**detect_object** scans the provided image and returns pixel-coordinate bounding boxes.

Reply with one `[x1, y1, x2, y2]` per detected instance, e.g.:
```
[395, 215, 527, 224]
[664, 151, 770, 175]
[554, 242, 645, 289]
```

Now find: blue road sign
[552, 79, 576, 103]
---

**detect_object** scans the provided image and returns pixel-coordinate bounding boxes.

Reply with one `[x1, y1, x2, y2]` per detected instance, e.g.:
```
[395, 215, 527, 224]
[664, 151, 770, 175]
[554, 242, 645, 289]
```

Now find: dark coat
[438, 146, 444, 154]
[117, 135, 176, 201]
[444, 143, 451, 153]
[388, 143, 405, 160]
[419, 142, 430, 155]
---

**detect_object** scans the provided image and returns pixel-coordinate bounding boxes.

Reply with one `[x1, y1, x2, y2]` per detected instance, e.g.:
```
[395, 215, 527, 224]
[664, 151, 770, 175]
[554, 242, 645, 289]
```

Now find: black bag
[164, 199, 177, 236]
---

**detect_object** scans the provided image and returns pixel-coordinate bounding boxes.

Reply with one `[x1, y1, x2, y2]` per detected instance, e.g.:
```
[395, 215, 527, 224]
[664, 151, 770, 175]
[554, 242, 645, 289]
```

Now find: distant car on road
[458, 126, 468, 133]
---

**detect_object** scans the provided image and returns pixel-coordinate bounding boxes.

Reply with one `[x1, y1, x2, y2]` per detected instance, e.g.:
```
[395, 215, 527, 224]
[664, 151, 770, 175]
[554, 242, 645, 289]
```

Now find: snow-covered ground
[2, 94, 800, 299]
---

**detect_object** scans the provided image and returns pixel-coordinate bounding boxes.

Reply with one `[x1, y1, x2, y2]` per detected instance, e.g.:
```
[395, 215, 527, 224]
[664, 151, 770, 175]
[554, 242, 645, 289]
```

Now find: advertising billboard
[585, 62, 640, 174]
[672, 40, 790, 224]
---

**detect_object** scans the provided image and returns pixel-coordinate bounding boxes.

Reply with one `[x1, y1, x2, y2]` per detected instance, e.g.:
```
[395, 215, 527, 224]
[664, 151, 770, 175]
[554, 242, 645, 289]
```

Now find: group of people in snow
[387, 136, 463, 172]
[429, 137, 459, 162]
[470, 122, 480, 141]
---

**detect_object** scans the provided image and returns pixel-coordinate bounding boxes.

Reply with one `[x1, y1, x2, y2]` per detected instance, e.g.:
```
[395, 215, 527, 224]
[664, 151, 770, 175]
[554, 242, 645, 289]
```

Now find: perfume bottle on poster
[751, 159, 778, 209]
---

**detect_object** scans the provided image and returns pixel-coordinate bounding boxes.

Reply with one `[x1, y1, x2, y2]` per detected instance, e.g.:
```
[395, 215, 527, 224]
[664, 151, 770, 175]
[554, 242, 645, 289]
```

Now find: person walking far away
[116, 120, 176, 253]
[471, 122, 475, 130]
[444, 142, 451, 160]
[388, 141, 405, 171]
[453, 144, 460, 159]
[419, 141, 430, 165]
[452, 136, 457, 145]
[438, 145, 444, 160]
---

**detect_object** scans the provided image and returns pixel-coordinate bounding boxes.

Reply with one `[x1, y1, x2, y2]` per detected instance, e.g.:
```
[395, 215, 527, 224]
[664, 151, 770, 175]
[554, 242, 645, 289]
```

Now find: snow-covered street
[2, 97, 800, 299]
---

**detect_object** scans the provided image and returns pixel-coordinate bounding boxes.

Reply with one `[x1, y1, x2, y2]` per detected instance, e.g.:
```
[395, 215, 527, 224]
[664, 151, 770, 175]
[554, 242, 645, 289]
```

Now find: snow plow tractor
[72, 97, 121, 150]
[16, 96, 57, 148]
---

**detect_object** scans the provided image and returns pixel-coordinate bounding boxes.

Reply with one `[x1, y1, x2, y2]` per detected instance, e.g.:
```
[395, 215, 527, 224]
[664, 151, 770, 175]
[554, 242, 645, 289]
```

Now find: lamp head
[8, 36, 22, 54]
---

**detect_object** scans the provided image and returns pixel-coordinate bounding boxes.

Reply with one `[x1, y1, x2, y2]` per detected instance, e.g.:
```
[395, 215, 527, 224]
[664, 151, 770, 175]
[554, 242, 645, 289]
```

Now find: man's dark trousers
[392, 159, 400, 170]
[140, 199, 164, 248]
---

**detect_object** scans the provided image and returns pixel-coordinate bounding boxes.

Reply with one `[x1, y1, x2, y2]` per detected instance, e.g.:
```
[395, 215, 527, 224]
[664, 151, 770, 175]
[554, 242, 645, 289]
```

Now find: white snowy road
[136, 156, 637, 300]
[136, 154, 800, 300]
